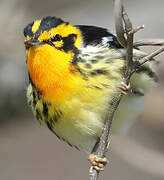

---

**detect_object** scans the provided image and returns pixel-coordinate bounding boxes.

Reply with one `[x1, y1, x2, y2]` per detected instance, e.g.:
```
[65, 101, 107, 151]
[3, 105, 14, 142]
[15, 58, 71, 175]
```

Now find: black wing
[75, 25, 123, 48]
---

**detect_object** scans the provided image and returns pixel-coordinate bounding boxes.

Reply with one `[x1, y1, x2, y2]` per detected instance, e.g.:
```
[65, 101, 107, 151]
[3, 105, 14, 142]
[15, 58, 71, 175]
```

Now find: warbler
[24, 16, 158, 157]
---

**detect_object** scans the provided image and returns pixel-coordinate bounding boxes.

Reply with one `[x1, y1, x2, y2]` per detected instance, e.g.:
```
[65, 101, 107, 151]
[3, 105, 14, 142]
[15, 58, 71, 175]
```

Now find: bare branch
[89, 0, 164, 180]
[134, 46, 164, 68]
[114, 0, 127, 47]
[134, 39, 164, 47]
[89, 0, 130, 179]
[89, 95, 122, 180]
[128, 25, 144, 35]
[122, 9, 134, 77]
[122, 8, 132, 33]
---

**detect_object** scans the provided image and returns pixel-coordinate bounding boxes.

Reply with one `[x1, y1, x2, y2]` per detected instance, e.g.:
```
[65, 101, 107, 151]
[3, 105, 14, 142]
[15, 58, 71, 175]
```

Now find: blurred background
[0, 0, 164, 179]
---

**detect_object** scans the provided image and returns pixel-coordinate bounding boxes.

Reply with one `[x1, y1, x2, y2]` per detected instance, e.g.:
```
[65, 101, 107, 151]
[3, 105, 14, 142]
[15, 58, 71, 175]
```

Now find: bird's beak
[24, 39, 43, 48]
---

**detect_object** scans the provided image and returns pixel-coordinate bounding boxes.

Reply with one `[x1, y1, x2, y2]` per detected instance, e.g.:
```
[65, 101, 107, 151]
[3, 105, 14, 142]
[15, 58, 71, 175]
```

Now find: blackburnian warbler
[24, 17, 158, 167]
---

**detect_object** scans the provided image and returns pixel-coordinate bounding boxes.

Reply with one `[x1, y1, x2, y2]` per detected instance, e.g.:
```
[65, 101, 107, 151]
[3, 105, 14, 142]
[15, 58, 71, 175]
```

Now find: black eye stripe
[43, 33, 78, 51]
[46, 41, 56, 47]
[50, 34, 62, 42]
[43, 34, 62, 48]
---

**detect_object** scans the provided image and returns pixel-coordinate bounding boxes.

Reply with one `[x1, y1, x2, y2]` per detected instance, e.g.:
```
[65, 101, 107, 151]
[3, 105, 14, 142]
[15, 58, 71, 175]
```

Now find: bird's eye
[50, 34, 62, 42]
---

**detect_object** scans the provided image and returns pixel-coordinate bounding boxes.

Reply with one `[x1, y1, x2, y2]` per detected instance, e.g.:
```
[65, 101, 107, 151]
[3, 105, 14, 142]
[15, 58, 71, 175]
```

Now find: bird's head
[24, 16, 83, 101]
[24, 16, 82, 52]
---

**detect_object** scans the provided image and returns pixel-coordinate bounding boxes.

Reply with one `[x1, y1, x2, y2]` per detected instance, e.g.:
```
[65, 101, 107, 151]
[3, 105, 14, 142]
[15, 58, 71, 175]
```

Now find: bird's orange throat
[27, 44, 83, 103]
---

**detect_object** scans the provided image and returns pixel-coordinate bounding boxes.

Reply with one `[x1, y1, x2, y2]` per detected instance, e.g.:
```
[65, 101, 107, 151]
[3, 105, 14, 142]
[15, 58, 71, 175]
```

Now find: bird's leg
[88, 154, 107, 172]
[88, 138, 110, 172]
[119, 81, 131, 95]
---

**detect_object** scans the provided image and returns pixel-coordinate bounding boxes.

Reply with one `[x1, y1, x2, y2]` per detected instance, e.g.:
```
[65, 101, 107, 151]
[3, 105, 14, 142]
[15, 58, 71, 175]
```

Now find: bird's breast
[27, 44, 84, 103]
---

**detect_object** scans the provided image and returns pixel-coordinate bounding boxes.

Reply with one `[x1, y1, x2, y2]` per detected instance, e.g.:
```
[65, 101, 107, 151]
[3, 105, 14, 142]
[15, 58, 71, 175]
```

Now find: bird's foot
[88, 154, 107, 172]
[119, 81, 131, 95]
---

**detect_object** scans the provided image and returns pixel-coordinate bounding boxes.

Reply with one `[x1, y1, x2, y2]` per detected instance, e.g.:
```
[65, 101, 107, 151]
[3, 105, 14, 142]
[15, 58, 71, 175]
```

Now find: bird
[24, 16, 158, 170]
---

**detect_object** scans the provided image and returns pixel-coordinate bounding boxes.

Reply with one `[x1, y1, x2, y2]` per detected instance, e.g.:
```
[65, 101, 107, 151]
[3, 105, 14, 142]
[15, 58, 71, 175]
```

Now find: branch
[89, 0, 164, 180]
[133, 46, 164, 69]
[114, 0, 127, 47]
[89, 1, 133, 179]
[89, 96, 122, 180]
[134, 39, 164, 47]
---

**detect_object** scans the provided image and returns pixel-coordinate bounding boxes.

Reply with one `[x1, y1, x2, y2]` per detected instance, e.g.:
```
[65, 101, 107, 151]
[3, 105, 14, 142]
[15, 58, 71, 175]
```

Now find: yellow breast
[27, 44, 84, 104]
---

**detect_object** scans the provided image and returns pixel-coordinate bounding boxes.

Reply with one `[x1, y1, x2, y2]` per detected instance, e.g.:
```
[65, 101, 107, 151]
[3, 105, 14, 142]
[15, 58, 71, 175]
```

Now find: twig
[122, 5, 134, 79]
[89, 1, 132, 179]
[89, 0, 164, 180]
[114, 0, 127, 47]
[134, 38, 164, 47]
[133, 46, 164, 69]
[128, 25, 144, 35]
[89, 95, 122, 180]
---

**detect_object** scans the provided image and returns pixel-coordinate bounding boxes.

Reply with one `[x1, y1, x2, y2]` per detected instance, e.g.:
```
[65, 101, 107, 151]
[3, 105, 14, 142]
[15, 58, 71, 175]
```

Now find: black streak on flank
[78, 57, 86, 63]
[101, 83, 110, 88]
[46, 119, 61, 140]
[72, 54, 84, 65]
[71, 50, 79, 65]
[91, 59, 98, 64]
[37, 91, 42, 100]
[32, 91, 37, 106]
[36, 109, 42, 120]
[43, 102, 48, 117]
[46, 120, 53, 132]
[136, 66, 159, 82]
[94, 55, 105, 59]
[92, 86, 102, 90]
[53, 116, 58, 123]
[90, 69, 108, 76]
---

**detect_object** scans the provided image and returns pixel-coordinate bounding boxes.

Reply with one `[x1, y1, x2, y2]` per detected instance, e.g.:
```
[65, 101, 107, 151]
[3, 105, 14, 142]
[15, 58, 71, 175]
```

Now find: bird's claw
[88, 154, 107, 172]
[119, 81, 131, 95]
